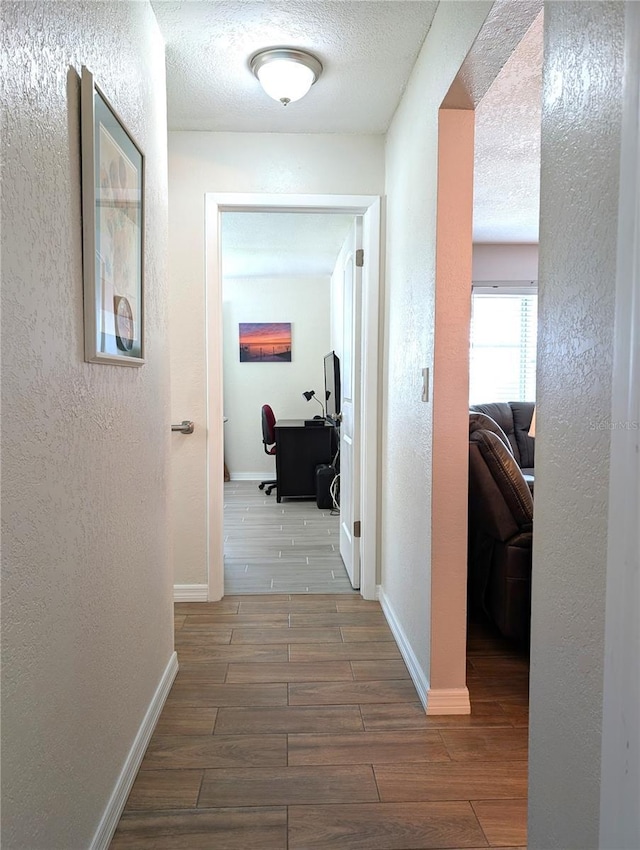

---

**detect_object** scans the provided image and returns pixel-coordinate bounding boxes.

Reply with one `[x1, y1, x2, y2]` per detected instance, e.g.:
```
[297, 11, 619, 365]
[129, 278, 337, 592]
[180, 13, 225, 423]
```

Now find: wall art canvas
[239, 323, 292, 362]
[81, 67, 144, 365]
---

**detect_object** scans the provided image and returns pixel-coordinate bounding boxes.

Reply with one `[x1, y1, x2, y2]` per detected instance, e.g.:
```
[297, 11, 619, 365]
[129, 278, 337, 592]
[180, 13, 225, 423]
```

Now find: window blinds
[469, 290, 538, 404]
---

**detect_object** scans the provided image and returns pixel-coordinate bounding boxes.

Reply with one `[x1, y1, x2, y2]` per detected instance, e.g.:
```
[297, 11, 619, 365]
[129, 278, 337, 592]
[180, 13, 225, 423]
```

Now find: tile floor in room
[110, 597, 529, 849]
[224, 480, 356, 595]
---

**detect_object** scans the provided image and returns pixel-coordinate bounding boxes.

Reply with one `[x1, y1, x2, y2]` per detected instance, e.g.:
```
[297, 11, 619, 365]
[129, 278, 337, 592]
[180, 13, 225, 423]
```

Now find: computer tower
[315, 464, 336, 510]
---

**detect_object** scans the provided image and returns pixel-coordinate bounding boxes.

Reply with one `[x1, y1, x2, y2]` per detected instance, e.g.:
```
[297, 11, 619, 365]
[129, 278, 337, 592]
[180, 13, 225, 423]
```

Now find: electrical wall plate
[422, 367, 430, 402]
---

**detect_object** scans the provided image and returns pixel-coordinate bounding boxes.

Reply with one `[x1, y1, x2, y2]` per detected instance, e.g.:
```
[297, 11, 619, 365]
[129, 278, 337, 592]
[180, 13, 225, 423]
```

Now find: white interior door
[338, 220, 363, 589]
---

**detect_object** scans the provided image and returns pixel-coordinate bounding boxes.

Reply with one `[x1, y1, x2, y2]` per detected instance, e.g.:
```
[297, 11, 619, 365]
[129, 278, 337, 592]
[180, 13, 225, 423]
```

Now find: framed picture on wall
[81, 66, 145, 365]
[239, 323, 292, 362]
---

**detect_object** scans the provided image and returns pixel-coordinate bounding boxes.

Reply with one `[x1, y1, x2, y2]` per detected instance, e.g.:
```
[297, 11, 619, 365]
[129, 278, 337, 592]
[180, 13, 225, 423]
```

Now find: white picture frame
[81, 67, 145, 366]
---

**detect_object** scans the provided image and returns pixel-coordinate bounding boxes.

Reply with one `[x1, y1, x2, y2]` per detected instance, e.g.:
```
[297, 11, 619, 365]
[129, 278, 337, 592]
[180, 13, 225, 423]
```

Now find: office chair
[258, 404, 277, 496]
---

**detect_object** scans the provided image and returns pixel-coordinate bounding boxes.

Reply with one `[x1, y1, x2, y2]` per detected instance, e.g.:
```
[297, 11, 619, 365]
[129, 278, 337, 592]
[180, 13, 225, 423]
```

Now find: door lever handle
[172, 420, 194, 434]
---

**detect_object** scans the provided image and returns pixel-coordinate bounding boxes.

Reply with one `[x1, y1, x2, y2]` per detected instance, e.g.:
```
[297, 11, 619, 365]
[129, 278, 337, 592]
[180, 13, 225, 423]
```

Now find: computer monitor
[324, 351, 341, 422]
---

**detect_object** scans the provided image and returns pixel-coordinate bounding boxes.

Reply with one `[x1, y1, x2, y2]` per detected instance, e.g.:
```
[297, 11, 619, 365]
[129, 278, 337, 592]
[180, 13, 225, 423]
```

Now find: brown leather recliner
[468, 412, 533, 641]
[470, 401, 535, 477]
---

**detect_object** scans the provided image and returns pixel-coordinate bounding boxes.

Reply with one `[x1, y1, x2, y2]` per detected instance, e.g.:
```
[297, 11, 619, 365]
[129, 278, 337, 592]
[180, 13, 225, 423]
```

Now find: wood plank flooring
[110, 599, 529, 849]
[224, 481, 356, 594]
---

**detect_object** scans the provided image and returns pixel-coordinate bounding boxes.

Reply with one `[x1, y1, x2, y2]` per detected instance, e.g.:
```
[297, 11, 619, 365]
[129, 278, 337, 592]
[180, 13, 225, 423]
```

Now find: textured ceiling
[151, 0, 438, 133]
[442, 0, 541, 109]
[153, 0, 542, 244]
[473, 11, 543, 242]
[221, 212, 354, 278]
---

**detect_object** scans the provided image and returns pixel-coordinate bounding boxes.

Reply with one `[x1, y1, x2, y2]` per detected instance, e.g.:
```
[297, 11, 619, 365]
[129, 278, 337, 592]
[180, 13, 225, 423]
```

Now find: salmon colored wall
[428, 109, 475, 714]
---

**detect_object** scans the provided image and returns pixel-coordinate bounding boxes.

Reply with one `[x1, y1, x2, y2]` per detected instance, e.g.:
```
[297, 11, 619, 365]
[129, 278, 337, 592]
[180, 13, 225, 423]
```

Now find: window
[469, 288, 537, 404]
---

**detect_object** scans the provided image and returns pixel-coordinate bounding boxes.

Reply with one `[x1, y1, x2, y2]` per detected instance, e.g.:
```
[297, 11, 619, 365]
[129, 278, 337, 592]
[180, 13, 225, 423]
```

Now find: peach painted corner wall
[167, 132, 384, 587]
[429, 108, 475, 711]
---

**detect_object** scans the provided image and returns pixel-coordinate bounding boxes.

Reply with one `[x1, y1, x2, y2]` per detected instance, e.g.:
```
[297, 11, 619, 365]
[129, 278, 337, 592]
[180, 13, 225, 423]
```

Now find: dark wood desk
[274, 419, 333, 502]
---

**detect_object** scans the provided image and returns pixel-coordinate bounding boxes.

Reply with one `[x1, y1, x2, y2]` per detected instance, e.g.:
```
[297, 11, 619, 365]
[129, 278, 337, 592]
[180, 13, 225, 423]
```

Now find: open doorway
[219, 210, 356, 594]
[417, 0, 542, 779]
[205, 193, 381, 603]
[465, 10, 543, 732]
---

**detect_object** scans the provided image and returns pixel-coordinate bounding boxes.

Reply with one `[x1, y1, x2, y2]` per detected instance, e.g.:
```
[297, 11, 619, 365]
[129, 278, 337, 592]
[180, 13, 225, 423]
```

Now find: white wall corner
[378, 588, 429, 708]
[90, 651, 178, 850]
[425, 687, 471, 715]
[173, 584, 209, 602]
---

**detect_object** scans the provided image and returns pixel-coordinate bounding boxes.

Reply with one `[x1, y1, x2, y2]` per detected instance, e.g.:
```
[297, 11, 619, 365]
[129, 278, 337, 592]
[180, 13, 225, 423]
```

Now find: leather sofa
[467, 410, 534, 641]
[469, 401, 535, 477]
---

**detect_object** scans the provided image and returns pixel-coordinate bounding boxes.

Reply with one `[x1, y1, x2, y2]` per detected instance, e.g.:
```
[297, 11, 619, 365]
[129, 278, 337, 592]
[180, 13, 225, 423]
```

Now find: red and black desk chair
[258, 404, 277, 496]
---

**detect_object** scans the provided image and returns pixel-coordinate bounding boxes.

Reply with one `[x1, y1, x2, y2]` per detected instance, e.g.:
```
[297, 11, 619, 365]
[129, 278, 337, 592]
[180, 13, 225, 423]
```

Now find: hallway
[110, 596, 528, 849]
[223, 481, 356, 594]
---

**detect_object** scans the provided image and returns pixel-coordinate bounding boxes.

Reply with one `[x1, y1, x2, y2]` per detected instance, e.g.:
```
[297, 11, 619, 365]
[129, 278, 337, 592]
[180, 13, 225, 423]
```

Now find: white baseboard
[426, 687, 471, 715]
[90, 651, 178, 850]
[378, 587, 429, 708]
[229, 472, 267, 481]
[173, 584, 208, 602]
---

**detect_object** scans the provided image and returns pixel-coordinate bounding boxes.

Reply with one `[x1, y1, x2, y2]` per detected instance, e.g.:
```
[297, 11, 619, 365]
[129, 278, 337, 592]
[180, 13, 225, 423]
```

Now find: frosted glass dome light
[251, 48, 323, 106]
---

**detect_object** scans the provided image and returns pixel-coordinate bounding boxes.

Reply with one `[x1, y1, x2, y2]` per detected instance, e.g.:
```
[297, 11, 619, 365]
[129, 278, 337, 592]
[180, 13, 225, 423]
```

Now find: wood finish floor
[110, 598, 529, 849]
[224, 481, 356, 594]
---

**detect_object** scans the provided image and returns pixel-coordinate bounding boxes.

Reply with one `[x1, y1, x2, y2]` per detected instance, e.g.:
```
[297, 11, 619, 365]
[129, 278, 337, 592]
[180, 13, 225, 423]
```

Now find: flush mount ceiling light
[250, 48, 323, 107]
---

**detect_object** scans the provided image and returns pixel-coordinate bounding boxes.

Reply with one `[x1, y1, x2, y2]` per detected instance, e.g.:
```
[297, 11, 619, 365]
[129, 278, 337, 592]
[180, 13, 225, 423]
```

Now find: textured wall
[382, 0, 491, 684]
[472, 243, 539, 282]
[599, 6, 640, 846]
[168, 132, 384, 586]
[222, 276, 330, 476]
[528, 2, 625, 847]
[0, 3, 172, 848]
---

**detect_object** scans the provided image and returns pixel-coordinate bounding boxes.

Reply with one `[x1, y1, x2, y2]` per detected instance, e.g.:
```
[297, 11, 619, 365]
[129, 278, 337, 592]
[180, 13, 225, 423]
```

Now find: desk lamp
[303, 390, 325, 418]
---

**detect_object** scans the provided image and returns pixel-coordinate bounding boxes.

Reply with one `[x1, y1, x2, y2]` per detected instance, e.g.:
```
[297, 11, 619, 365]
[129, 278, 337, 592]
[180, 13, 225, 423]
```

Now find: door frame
[599, 2, 640, 843]
[336, 218, 363, 590]
[204, 192, 382, 601]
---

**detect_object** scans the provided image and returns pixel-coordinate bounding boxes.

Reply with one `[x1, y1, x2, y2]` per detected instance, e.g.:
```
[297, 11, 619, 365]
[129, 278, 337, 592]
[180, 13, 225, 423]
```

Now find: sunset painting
[239, 322, 292, 362]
